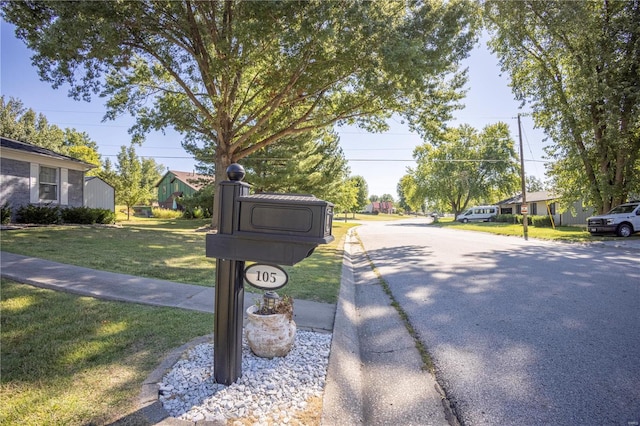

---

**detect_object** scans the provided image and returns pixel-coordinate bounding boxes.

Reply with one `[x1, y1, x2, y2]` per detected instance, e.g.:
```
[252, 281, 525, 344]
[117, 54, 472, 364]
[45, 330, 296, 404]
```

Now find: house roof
[498, 190, 557, 205]
[156, 170, 214, 190]
[1, 136, 95, 169]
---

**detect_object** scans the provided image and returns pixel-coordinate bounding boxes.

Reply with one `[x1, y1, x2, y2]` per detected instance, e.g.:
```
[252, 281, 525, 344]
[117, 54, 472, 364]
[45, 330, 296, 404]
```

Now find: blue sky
[1, 20, 548, 198]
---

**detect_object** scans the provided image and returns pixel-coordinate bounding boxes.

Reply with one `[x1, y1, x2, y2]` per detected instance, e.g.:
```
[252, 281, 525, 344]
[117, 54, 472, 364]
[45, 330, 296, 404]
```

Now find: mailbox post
[213, 164, 250, 384]
[207, 164, 334, 384]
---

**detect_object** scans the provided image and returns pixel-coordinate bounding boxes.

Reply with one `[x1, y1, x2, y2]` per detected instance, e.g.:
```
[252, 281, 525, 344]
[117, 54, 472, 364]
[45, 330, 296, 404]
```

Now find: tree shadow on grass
[1, 281, 212, 425]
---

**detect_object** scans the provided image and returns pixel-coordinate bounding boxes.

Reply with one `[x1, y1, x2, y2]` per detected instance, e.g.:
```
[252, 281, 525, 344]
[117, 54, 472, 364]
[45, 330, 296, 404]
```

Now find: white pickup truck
[587, 201, 640, 237]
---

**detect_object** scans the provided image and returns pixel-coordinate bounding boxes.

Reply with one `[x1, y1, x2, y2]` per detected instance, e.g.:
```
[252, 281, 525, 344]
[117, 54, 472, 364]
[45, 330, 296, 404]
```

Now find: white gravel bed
[159, 330, 332, 424]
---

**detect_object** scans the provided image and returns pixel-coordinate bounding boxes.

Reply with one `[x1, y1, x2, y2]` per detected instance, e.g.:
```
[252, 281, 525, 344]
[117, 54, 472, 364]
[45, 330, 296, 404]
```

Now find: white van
[457, 205, 499, 223]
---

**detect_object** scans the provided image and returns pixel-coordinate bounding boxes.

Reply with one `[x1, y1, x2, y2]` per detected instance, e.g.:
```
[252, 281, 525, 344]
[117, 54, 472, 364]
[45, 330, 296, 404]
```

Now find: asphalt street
[354, 220, 640, 426]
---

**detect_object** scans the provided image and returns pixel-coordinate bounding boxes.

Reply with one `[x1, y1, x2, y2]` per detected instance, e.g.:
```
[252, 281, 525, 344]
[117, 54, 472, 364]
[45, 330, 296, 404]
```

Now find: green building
[156, 170, 213, 210]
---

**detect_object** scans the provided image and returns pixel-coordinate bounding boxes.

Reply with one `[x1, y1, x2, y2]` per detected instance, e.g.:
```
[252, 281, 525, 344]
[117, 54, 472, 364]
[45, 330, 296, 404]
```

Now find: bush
[1, 202, 11, 224]
[93, 209, 116, 224]
[495, 214, 518, 223]
[531, 215, 553, 227]
[152, 207, 182, 219]
[15, 205, 115, 225]
[16, 204, 61, 224]
[179, 186, 214, 219]
[61, 206, 99, 224]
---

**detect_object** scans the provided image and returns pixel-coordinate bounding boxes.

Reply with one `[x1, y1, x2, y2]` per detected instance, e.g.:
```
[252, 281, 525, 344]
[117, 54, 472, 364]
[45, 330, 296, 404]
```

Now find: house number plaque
[244, 264, 289, 290]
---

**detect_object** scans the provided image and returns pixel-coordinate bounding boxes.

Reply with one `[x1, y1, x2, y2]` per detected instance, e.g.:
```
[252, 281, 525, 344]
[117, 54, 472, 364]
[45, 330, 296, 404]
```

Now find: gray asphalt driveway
[355, 220, 640, 425]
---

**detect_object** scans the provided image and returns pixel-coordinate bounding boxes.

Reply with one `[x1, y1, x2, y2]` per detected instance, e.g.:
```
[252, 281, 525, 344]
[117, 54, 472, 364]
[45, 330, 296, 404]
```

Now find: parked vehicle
[587, 201, 640, 237]
[457, 205, 498, 223]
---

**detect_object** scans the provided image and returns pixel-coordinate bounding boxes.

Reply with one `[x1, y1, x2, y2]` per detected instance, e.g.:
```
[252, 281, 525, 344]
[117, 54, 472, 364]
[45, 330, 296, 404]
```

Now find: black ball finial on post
[226, 163, 245, 181]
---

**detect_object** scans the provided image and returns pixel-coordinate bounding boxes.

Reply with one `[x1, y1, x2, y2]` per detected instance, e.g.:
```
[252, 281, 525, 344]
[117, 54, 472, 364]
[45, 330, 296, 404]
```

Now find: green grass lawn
[0, 216, 359, 425]
[333, 212, 414, 222]
[431, 216, 631, 242]
[1, 279, 213, 426]
[1, 218, 357, 304]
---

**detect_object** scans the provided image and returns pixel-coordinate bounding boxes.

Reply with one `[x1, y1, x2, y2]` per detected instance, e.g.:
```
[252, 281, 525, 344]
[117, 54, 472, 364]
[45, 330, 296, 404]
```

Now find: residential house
[497, 190, 594, 226]
[364, 201, 395, 214]
[0, 137, 95, 221]
[156, 170, 213, 210]
[84, 176, 115, 212]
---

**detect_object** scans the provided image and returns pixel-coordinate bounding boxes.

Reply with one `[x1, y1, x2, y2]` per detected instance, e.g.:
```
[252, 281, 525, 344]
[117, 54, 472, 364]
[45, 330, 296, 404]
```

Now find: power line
[100, 154, 548, 163]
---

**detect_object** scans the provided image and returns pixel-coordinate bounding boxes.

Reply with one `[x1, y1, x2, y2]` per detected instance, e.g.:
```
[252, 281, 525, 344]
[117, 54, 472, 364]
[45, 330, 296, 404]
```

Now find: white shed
[84, 177, 115, 212]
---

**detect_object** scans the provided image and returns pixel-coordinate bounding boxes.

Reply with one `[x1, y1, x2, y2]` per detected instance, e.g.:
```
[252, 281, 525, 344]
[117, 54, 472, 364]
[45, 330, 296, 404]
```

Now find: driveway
[354, 219, 640, 425]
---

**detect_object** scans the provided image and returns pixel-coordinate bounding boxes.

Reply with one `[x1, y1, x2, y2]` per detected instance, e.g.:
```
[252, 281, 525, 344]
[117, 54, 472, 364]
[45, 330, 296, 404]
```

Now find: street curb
[321, 229, 364, 425]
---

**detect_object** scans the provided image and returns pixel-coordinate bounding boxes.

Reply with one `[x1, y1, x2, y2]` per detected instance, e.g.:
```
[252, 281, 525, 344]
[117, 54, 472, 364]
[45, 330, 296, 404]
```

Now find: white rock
[161, 331, 332, 423]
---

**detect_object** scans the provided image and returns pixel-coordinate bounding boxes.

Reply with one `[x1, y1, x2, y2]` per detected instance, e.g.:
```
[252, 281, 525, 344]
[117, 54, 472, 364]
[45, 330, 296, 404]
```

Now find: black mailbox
[206, 191, 334, 266]
[207, 163, 335, 385]
[238, 193, 333, 242]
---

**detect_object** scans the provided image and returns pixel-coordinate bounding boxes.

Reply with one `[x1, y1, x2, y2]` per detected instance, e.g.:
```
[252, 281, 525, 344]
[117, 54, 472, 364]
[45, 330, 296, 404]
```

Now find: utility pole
[518, 113, 528, 240]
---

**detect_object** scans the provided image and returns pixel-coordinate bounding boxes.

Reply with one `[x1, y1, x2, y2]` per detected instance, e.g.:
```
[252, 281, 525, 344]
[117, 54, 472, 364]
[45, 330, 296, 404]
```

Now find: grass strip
[1, 219, 358, 304]
[431, 217, 610, 241]
[1, 279, 213, 426]
[352, 233, 435, 373]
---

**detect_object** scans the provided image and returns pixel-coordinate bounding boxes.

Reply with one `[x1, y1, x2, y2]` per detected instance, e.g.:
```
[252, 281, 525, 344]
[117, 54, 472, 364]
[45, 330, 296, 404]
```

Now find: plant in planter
[245, 291, 296, 358]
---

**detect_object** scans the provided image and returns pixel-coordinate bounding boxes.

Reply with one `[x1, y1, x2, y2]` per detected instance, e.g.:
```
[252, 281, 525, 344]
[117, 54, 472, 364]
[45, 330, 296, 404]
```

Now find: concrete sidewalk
[0, 251, 335, 333]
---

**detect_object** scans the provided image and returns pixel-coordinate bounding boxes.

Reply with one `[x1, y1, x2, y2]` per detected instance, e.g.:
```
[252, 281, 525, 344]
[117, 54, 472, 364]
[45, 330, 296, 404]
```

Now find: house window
[39, 166, 58, 201]
[531, 203, 537, 215]
[548, 202, 556, 215]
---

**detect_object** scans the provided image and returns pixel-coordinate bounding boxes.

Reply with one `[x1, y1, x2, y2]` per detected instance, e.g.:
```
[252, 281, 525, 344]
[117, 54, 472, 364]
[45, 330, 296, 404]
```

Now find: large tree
[484, 0, 640, 214]
[239, 127, 349, 202]
[409, 123, 519, 218]
[2, 0, 478, 224]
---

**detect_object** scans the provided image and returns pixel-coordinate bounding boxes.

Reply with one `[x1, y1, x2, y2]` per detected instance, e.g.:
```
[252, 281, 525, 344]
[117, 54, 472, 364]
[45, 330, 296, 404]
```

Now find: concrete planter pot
[245, 305, 296, 358]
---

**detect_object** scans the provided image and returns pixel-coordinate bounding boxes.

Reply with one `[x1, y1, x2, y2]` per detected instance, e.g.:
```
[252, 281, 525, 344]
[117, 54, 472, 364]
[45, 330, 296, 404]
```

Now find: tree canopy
[0, 96, 101, 168]
[407, 122, 519, 218]
[238, 127, 349, 202]
[484, 0, 640, 213]
[2, 0, 479, 224]
[350, 175, 369, 213]
[110, 144, 163, 219]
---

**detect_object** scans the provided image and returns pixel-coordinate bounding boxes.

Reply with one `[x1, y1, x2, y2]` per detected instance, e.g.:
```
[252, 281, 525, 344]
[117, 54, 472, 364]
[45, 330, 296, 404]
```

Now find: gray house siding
[558, 200, 596, 226]
[0, 158, 30, 218]
[1, 137, 94, 221]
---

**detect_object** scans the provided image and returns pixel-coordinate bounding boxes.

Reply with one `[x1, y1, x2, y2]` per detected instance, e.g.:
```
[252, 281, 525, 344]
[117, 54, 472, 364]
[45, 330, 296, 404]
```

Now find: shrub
[16, 204, 61, 224]
[531, 215, 553, 227]
[152, 207, 182, 219]
[93, 209, 116, 224]
[193, 206, 204, 219]
[15, 205, 115, 225]
[61, 206, 99, 224]
[495, 214, 518, 223]
[1, 202, 11, 224]
[179, 185, 214, 219]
